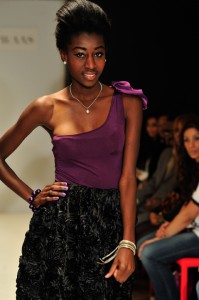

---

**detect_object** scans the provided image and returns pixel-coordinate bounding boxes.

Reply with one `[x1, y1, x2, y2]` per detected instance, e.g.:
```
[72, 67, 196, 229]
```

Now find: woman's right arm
[155, 198, 199, 239]
[0, 97, 67, 206]
[162, 200, 199, 237]
[138, 200, 199, 257]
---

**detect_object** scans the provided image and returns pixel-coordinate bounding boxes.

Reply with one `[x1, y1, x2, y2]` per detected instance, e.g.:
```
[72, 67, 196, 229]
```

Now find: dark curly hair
[55, 0, 111, 51]
[177, 116, 199, 201]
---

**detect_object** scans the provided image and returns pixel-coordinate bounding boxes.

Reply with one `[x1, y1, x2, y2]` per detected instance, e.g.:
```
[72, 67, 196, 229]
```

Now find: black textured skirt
[16, 184, 134, 300]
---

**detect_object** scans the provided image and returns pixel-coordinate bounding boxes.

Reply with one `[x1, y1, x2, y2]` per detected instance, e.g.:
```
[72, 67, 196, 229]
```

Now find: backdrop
[0, 0, 64, 212]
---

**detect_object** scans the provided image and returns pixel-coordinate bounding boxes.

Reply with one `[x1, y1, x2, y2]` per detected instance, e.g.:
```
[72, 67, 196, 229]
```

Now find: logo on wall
[0, 28, 37, 50]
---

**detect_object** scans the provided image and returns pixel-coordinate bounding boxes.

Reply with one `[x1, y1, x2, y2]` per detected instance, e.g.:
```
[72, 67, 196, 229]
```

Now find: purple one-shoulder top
[52, 81, 148, 189]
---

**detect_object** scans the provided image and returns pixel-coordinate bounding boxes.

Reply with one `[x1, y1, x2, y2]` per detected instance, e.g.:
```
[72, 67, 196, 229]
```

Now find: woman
[137, 118, 199, 300]
[0, 1, 147, 299]
[149, 112, 199, 227]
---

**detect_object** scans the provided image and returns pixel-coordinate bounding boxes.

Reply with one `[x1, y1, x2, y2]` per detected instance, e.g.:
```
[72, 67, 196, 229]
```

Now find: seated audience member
[136, 114, 166, 182]
[136, 113, 199, 230]
[137, 118, 199, 300]
[149, 112, 199, 227]
[157, 113, 174, 146]
[136, 115, 176, 226]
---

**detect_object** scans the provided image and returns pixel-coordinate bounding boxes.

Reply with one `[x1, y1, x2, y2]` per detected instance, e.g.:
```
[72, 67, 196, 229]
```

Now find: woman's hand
[155, 221, 170, 238]
[138, 222, 170, 258]
[33, 181, 68, 207]
[105, 248, 135, 284]
[138, 237, 159, 259]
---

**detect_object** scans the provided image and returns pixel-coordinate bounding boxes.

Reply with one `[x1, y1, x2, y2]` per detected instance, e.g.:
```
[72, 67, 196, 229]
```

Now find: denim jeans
[137, 231, 199, 300]
[196, 280, 199, 300]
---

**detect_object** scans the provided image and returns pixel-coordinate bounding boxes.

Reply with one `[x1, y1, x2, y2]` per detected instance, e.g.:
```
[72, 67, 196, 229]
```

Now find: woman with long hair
[137, 116, 199, 300]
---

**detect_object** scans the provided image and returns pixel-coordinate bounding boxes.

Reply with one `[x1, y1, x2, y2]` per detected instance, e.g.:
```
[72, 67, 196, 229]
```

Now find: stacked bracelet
[28, 189, 41, 212]
[118, 240, 136, 255]
[97, 239, 136, 265]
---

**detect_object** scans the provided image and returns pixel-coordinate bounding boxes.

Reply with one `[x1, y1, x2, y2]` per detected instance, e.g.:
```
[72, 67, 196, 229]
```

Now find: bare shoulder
[28, 88, 67, 120]
[33, 93, 56, 111]
[34, 87, 66, 106]
[14, 89, 66, 131]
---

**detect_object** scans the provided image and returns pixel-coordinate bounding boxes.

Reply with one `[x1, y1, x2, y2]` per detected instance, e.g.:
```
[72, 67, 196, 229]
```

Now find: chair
[177, 257, 199, 300]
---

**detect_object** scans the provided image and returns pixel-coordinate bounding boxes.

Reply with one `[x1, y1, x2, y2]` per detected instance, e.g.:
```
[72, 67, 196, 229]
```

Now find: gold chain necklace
[69, 82, 102, 114]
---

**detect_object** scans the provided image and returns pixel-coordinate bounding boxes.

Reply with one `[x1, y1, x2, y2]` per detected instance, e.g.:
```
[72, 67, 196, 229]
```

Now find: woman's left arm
[119, 95, 143, 242]
[105, 95, 143, 283]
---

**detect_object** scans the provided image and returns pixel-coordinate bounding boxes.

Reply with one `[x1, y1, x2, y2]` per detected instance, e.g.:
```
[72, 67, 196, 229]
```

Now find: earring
[63, 61, 67, 65]
[105, 59, 107, 62]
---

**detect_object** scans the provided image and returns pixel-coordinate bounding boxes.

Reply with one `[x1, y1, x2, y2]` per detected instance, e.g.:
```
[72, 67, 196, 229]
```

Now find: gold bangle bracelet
[97, 240, 137, 264]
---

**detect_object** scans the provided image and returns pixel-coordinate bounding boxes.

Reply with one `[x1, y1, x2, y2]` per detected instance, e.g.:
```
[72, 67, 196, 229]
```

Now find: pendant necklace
[69, 82, 102, 114]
